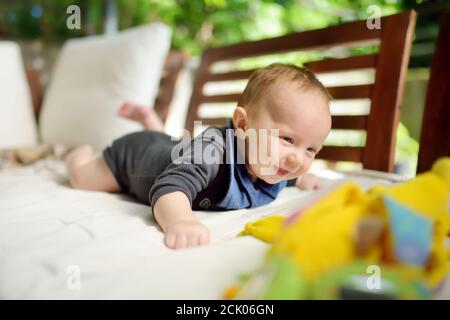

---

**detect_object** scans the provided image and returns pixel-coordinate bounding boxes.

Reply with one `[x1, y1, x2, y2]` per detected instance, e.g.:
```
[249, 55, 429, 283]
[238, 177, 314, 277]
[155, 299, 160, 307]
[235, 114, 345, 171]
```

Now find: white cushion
[0, 41, 38, 149]
[40, 23, 171, 151]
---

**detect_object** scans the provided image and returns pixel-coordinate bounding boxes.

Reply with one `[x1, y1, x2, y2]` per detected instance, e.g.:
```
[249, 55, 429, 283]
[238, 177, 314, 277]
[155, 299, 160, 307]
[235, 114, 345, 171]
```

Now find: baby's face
[236, 81, 331, 184]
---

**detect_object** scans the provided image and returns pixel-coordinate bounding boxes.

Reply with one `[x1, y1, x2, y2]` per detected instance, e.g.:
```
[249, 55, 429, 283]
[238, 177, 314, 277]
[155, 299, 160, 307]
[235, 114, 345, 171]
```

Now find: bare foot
[117, 101, 165, 132]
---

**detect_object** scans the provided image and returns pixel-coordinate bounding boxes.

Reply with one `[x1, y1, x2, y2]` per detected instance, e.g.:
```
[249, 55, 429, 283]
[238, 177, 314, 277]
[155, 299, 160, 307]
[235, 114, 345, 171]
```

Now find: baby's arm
[153, 191, 209, 249]
[149, 128, 224, 249]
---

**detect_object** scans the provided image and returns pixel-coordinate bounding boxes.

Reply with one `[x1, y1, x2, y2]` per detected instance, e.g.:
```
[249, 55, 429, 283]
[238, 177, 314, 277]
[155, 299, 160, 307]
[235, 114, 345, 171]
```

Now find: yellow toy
[235, 157, 450, 298]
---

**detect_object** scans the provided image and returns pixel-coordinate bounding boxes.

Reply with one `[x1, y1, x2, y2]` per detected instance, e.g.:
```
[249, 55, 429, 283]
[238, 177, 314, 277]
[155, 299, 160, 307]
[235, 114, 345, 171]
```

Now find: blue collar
[215, 121, 287, 210]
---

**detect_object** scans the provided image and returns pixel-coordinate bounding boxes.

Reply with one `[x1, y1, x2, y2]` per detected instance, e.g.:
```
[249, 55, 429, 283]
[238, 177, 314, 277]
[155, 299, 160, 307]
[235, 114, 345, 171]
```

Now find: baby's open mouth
[275, 167, 290, 177]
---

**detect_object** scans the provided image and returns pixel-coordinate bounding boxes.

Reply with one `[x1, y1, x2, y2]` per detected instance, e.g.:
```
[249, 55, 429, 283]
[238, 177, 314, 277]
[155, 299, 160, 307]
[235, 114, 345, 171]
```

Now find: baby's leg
[66, 145, 120, 192]
[117, 101, 165, 132]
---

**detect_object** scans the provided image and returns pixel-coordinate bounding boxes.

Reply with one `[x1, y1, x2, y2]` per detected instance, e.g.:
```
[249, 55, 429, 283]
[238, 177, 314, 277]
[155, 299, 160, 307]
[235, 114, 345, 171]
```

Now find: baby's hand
[164, 220, 210, 249]
[296, 173, 322, 190]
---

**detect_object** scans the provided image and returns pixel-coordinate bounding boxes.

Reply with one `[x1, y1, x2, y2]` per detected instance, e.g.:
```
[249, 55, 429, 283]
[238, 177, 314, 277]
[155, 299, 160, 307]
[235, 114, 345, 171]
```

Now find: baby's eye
[280, 136, 294, 144]
[307, 147, 317, 154]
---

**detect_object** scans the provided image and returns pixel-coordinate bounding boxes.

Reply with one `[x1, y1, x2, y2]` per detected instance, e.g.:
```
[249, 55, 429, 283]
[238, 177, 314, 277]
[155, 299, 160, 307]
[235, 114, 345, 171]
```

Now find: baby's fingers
[165, 232, 177, 249]
[175, 234, 188, 249]
[312, 179, 321, 189]
[198, 232, 210, 246]
[187, 233, 199, 247]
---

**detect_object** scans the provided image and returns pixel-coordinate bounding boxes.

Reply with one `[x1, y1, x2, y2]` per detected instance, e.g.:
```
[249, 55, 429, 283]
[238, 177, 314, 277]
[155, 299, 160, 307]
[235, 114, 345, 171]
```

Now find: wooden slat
[331, 115, 368, 130]
[200, 85, 373, 102]
[207, 69, 255, 82]
[203, 17, 383, 62]
[201, 93, 241, 104]
[327, 84, 372, 100]
[317, 146, 364, 162]
[304, 54, 377, 74]
[205, 54, 377, 83]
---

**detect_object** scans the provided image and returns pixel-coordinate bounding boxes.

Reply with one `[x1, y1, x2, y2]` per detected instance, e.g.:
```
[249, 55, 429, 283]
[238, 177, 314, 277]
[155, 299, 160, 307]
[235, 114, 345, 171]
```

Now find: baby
[66, 63, 332, 249]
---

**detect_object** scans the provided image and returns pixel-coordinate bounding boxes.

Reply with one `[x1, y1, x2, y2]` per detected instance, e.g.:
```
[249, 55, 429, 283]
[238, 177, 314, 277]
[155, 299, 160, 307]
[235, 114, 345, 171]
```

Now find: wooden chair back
[417, 12, 450, 173]
[185, 11, 417, 172]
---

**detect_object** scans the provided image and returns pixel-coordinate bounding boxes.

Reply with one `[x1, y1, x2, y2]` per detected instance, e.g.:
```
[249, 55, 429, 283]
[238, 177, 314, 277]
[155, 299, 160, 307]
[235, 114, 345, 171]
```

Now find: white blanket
[0, 160, 448, 299]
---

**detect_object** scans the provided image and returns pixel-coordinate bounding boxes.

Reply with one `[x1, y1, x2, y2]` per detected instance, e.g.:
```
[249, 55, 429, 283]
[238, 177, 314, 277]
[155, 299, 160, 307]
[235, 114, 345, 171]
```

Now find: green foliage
[1, 0, 403, 50]
[115, 0, 403, 55]
[1, 0, 83, 41]
[395, 122, 419, 175]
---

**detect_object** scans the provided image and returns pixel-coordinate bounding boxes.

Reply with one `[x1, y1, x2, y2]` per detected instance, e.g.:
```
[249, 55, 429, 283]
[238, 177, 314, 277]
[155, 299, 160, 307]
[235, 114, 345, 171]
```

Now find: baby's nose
[286, 153, 302, 168]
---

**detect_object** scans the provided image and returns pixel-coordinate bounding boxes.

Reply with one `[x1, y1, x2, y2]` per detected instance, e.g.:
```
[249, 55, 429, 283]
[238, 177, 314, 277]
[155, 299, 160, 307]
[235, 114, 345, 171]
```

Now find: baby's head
[232, 63, 331, 184]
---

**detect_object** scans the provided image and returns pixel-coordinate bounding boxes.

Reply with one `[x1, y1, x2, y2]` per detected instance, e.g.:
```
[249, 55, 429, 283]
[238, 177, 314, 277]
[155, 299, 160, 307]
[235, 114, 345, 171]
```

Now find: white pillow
[0, 41, 38, 149]
[40, 23, 171, 151]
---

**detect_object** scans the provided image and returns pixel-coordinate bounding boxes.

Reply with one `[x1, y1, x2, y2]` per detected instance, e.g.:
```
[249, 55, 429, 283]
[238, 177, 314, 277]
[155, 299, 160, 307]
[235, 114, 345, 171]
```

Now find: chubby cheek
[246, 134, 275, 166]
[260, 134, 281, 166]
[281, 154, 313, 179]
[255, 137, 282, 169]
[295, 157, 313, 176]
[270, 144, 290, 168]
[290, 167, 307, 180]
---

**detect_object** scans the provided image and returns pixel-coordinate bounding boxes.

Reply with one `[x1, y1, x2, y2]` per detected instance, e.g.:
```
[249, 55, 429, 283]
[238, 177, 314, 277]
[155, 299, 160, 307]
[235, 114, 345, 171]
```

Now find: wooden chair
[417, 12, 450, 173]
[185, 11, 417, 172]
[25, 51, 188, 125]
[153, 51, 189, 123]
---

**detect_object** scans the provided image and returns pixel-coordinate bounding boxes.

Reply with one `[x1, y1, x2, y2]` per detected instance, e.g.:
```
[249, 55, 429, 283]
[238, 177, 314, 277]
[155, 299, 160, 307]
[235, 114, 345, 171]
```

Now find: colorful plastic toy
[231, 157, 450, 299]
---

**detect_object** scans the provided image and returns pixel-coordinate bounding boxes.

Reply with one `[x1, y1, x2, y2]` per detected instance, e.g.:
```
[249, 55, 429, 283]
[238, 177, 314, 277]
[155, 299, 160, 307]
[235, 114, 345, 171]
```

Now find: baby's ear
[232, 106, 248, 131]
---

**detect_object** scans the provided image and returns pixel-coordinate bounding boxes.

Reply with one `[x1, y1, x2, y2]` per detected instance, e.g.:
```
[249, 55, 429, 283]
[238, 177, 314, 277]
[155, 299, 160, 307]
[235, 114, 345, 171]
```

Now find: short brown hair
[238, 63, 331, 108]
